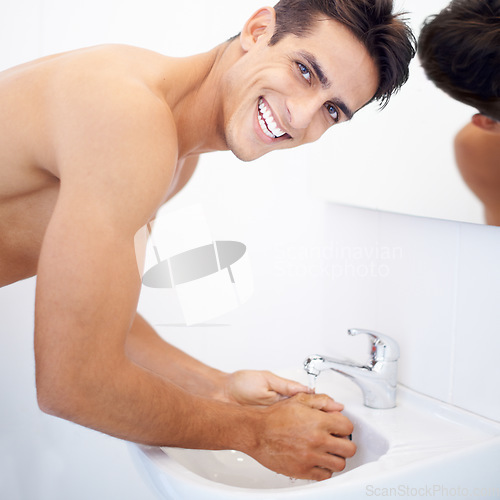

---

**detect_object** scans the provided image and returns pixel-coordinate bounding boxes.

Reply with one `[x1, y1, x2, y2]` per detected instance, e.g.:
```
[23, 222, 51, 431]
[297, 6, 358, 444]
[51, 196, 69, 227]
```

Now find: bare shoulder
[44, 45, 179, 226]
[455, 123, 500, 202]
[455, 123, 500, 164]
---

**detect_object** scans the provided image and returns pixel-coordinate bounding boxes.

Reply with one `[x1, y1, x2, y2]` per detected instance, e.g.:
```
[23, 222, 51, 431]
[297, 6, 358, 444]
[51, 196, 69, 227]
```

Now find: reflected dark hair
[268, 0, 416, 109]
[418, 0, 500, 120]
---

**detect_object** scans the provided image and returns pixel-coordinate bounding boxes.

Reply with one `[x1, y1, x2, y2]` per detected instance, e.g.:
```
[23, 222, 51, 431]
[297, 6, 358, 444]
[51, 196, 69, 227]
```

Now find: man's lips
[257, 97, 291, 141]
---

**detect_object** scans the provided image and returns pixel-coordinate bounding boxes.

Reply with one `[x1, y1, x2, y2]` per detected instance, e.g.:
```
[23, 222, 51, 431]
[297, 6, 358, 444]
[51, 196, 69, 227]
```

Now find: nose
[286, 95, 322, 131]
[286, 92, 325, 130]
[285, 96, 329, 145]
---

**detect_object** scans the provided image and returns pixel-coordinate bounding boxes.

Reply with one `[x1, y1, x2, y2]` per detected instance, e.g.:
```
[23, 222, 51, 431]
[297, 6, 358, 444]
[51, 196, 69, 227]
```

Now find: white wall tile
[319, 204, 382, 362]
[452, 223, 500, 421]
[319, 205, 500, 421]
[375, 211, 459, 402]
[317, 206, 460, 403]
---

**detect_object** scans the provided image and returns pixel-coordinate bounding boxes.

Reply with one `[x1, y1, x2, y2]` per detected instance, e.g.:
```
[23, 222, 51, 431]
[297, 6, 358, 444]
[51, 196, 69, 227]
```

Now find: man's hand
[218, 370, 355, 480]
[249, 393, 356, 481]
[223, 370, 319, 406]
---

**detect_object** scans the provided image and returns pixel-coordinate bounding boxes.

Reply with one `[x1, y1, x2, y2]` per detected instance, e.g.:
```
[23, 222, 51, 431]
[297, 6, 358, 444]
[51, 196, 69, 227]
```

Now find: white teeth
[258, 98, 286, 139]
[258, 114, 275, 138]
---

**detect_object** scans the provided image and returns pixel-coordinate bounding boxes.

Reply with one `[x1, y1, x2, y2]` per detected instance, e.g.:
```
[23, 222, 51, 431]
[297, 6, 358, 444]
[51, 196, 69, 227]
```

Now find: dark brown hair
[268, 0, 416, 108]
[418, 0, 500, 120]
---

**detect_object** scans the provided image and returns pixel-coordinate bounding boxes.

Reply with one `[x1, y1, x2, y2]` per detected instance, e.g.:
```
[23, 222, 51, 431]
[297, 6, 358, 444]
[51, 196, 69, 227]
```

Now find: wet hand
[249, 393, 355, 481]
[224, 370, 319, 406]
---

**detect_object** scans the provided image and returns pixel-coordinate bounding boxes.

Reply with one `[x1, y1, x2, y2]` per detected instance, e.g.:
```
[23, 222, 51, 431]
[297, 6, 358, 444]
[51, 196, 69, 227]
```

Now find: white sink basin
[155, 405, 388, 490]
[132, 369, 500, 500]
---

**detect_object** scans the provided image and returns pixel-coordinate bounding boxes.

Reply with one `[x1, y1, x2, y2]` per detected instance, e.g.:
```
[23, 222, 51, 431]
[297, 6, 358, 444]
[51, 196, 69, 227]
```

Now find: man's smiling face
[222, 8, 380, 162]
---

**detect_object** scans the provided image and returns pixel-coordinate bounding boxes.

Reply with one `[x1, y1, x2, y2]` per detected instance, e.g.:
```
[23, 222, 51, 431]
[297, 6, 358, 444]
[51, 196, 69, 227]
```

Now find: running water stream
[308, 373, 318, 393]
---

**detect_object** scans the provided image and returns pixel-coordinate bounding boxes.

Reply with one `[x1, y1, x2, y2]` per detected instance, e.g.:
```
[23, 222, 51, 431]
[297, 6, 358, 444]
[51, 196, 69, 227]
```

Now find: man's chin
[230, 149, 266, 162]
[226, 140, 267, 162]
[226, 128, 292, 162]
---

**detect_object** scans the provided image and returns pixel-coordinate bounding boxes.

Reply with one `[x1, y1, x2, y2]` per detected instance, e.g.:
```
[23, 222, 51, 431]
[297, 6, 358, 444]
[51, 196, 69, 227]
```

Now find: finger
[294, 392, 344, 412]
[308, 466, 334, 482]
[306, 451, 348, 476]
[321, 453, 347, 473]
[325, 411, 354, 437]
[264, 372, 314, 397]
[287, 441, 354, 480]
[325, 434, 357, 459]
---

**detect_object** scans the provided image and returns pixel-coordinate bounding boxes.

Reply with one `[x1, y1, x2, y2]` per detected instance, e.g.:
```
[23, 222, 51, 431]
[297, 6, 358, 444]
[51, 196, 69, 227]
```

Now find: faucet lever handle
[348, 328, 400, 363]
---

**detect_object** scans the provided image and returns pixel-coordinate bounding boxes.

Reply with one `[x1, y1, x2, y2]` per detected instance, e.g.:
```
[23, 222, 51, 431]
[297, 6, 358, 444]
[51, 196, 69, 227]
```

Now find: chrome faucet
[304, 329, 400, 409]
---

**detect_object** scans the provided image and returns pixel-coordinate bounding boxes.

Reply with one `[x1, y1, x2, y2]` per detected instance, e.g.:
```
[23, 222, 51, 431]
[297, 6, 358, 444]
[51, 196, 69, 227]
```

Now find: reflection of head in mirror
[0, 1, 417, 483]
[418, 0, 500, 226]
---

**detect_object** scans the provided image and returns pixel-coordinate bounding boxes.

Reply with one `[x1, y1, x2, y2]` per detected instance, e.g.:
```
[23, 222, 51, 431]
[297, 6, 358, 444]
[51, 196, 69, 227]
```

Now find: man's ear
[239, 7, 276, 52]
[471, 113, 500, 133]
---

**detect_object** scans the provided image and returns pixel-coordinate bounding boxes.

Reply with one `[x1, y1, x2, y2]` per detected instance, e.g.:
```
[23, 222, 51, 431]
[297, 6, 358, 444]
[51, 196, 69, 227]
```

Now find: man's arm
[34, 69, 354, 480]
[126, 313, 313, 404]
[33, 71, 231, 441]
[125, 313, 228, 398]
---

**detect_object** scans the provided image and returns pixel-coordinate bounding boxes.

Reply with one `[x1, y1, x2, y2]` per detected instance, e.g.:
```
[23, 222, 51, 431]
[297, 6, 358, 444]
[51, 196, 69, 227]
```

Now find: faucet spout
[304, 330, 399, 409]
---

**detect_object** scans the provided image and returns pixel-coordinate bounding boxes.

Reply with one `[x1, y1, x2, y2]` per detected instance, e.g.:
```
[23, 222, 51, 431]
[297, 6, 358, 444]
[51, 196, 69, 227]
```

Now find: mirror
[309, 0, 490, 225]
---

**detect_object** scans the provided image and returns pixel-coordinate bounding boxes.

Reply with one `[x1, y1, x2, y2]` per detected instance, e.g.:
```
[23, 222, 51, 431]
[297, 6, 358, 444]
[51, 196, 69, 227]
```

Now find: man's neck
[163, 39, 241, 159]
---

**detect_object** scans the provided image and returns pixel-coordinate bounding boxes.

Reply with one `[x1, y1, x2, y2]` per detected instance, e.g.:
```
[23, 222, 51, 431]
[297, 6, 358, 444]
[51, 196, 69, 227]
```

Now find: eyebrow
[296, 50, 354, 121]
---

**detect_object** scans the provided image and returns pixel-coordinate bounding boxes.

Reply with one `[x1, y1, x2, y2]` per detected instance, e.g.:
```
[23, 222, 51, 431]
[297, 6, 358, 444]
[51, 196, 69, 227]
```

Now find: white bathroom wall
[317, 205, 500, 422]
[2, 1, 500, 500]
[151, 172, 500, 423]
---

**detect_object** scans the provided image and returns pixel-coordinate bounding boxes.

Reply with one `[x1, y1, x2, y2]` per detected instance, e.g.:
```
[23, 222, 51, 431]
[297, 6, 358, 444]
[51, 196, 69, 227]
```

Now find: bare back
[0, 45, 197, 286]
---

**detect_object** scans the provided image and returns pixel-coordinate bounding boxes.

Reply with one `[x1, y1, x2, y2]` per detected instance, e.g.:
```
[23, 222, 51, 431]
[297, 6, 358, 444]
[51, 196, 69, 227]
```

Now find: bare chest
[0, 180, 59, 286]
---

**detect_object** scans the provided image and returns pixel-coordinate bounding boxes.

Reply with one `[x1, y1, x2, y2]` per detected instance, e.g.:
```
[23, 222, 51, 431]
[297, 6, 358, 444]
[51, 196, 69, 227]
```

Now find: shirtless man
[0, 0, 415, 480]
[418, 0, 500, 225]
